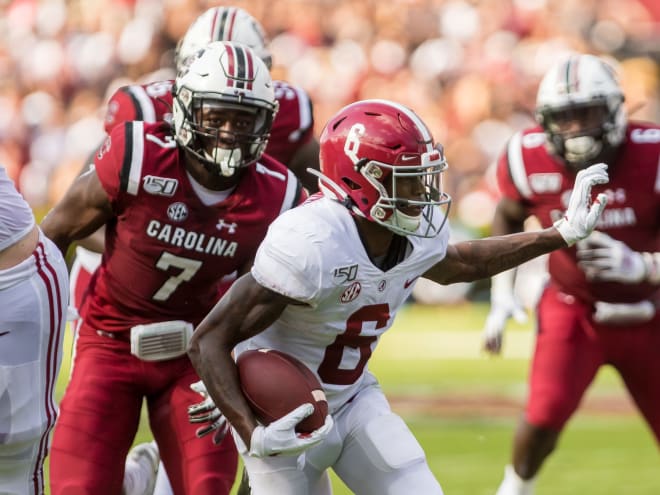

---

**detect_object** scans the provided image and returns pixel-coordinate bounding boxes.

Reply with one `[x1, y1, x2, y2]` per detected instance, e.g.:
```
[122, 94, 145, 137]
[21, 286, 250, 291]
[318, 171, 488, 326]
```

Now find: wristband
[642, 252, 660, 284]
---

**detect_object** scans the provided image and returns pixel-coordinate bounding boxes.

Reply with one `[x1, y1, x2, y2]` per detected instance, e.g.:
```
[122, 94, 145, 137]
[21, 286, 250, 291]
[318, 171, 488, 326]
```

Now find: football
[236, 348, 328, 433]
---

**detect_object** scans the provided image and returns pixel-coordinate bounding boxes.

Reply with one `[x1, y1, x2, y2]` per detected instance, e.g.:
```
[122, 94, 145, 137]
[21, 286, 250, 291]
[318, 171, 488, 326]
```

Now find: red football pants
[49, 322, 237, 494]
[526, 282, 660, 442]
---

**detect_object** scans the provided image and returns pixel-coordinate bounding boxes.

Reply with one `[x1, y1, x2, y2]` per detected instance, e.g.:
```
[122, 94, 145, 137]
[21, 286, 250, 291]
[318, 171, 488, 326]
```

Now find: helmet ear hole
[342, 178, 362, 191]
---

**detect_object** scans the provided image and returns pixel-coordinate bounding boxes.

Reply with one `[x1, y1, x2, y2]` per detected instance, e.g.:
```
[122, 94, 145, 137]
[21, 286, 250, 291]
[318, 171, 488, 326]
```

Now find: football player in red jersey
[41, 42, 306, 495]
[69, 5, 319, 337]
[483, 53, 660, 495]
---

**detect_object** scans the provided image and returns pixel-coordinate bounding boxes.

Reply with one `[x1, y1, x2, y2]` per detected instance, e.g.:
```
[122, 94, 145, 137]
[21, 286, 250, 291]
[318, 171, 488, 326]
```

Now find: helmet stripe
[211, 8, 223, 41]
[234, 45, 247, 89]
[224, 42, 236, 87]
[225, 8, 237, 40]
[562, 56, 581, 94]
[225, 44, 254, 90]
[245, 47, 254, 90]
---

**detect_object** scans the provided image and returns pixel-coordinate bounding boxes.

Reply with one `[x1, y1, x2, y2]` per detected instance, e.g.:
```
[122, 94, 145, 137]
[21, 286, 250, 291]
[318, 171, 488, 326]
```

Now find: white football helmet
[172, 41, 278, 177]
[175, 6, 272, 74]
[535, 54, 626, 168]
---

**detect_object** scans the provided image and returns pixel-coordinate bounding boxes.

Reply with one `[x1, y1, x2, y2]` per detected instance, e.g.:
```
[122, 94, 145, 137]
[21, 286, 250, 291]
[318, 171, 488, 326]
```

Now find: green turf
[46, 302, 659, 494]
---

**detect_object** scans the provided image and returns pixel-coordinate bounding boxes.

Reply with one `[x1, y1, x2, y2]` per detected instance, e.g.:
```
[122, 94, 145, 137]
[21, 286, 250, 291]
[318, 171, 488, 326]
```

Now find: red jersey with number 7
[82, 120, 305, 332]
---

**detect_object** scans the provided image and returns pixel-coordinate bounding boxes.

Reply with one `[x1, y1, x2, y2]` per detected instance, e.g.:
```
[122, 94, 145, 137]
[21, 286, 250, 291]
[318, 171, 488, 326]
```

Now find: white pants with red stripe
[0, 231, 68, 495]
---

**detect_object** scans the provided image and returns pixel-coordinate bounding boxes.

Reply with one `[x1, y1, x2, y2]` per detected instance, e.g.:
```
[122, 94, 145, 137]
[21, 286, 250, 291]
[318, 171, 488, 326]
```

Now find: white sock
[495, 464, 536, 495]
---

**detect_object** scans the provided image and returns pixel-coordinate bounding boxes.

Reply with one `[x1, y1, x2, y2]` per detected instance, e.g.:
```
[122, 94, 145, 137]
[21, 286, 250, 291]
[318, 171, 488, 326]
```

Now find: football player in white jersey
[188, 99, 610, 495]
[0, 165, 68, 495]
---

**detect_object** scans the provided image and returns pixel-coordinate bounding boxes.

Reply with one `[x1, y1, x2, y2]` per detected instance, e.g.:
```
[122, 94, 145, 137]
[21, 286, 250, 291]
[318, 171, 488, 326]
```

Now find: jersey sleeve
[496, 134, 527, 202]
[94, 122, 136, 207]
[104, 87, 141, 134]
[267, 81, 315, 164]
[251, 214, 322, 305]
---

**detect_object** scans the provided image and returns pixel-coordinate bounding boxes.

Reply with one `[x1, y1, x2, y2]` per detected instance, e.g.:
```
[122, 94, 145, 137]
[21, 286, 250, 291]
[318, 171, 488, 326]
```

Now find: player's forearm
[470, 227, 564, 276]
[187, 334, 258, 446]
[435, 227, 564, 284]
[40, 210, 74, 255]
[41, 209, 108, 256]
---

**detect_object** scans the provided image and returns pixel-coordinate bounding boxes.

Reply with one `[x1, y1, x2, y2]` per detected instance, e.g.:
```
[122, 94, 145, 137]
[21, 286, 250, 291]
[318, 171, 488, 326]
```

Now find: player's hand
[553, 163, 609, 246]
[483, 298, 527, 355]
[593, 300, 655, 325]
[237, 404, 334, 458]
[188, 380, 228, 445]
[482, 269, 527, 355]
[576, 231, 646, 283]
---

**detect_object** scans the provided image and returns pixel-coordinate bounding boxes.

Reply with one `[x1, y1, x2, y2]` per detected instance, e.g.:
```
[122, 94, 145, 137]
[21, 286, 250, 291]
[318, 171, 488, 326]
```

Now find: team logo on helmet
[167, 202, 189, 222]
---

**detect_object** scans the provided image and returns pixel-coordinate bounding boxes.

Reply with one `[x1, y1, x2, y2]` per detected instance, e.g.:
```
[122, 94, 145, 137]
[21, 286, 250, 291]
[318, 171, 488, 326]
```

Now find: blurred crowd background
[1, 0, 659, 244]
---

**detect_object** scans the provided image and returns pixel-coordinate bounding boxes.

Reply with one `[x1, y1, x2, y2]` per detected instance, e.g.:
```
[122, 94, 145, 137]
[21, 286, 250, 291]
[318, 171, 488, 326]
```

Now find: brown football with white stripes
[236, 348, 328, 433]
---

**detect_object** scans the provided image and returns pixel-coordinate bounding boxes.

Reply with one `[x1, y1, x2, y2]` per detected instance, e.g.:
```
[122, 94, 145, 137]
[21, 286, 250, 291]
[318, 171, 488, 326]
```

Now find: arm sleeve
[104, 87, 140, 134]
[496, 142, 525, 202]
[94, 123, 129, 206]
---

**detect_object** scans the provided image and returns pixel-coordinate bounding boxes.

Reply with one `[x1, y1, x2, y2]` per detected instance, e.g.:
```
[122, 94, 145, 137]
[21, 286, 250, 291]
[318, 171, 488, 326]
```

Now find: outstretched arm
[425, 227, 565, 285]
[425, 162, 609, 285]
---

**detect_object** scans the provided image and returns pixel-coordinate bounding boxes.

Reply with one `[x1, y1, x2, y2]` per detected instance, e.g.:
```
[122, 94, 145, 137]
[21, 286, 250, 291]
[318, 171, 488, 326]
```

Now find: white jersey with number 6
[241, 196, 450, 413]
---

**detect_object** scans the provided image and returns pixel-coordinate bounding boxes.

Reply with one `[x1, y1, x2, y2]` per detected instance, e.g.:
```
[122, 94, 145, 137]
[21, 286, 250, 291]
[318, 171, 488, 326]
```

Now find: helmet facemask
[353, 145, 451, 238]
[172, 42, 277, 178]
[175, 90, 274, 177]
[538, 96, 624, 168]
[535, 54, 627, 170]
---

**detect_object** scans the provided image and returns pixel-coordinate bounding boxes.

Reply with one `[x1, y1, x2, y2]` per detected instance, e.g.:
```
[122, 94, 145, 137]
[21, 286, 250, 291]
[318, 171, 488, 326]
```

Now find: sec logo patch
[340, 281, 361, 303]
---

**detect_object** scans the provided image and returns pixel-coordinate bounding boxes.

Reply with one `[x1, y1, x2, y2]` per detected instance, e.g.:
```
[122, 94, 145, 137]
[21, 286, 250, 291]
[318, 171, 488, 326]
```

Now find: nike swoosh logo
[0, 331, 10, 337]
[400, 155, 417, 161]
[404, 277, 419, 289]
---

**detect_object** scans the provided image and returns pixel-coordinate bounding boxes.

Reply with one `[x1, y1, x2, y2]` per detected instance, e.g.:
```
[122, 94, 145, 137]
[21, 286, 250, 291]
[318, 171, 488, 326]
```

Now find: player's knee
[527, 401, 572, 431]
[355, 413, 426, 471]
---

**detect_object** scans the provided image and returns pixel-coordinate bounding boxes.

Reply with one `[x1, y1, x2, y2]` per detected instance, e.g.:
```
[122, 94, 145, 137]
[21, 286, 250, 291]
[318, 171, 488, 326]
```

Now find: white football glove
[553, 163, 609, 246]
[483, 269, 527, 355]
[188, 380, 228, 445]
[593, 300, 655, 325]
[576, 231, 646, 284]
[233, 403, 334, 458]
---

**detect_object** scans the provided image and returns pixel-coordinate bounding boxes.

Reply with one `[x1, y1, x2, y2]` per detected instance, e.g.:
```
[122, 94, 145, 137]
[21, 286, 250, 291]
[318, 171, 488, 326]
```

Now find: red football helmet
[316, 99, 451, 237]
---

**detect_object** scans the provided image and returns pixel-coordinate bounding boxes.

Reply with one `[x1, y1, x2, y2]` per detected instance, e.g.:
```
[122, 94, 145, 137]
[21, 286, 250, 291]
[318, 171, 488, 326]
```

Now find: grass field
[48, 302, 659, 494]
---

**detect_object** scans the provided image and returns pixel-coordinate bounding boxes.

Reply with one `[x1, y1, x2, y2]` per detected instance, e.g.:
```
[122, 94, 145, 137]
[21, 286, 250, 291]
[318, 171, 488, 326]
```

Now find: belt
[96, 329, 131, 343]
